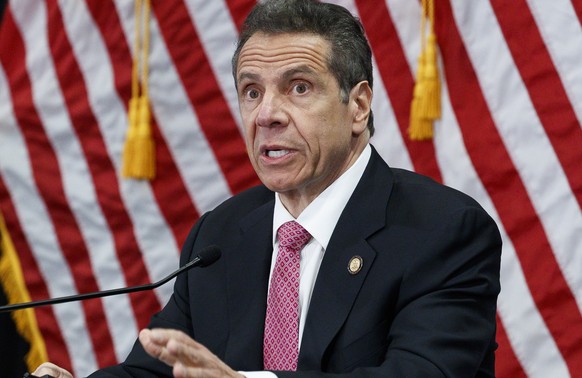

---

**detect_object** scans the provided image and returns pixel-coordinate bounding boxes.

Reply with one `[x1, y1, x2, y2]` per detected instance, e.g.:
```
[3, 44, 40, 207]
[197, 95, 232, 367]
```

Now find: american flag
[0, 0, 580, 376]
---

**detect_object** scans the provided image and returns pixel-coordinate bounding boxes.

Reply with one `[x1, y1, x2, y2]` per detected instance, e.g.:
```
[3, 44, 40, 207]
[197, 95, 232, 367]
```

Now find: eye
[291, 82, 310, 95]
[243, 87, 261, 100]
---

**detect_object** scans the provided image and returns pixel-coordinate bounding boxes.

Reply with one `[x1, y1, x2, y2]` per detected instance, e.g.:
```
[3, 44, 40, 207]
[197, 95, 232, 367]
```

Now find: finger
[172, 361, 243, 378]
[173, 362, 214, 378]
[166, 337, 206, 366]
[140, 328, 196, 367]
[172, 362, 189, 378]
[150, 328, 201, 346]
[147, 329, 206, 356]
[139, 329, 162, 354]
[33, 362, 73, 378]
[139, 329, 176, 365]
[168, 342, 244, 378]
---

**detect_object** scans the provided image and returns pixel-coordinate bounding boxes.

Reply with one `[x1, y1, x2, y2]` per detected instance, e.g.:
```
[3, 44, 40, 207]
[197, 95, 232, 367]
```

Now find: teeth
[267, 150, 289, 158]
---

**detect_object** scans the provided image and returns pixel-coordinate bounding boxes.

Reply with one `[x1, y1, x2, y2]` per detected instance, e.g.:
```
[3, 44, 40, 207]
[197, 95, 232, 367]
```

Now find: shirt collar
[273, 144, 371, 248]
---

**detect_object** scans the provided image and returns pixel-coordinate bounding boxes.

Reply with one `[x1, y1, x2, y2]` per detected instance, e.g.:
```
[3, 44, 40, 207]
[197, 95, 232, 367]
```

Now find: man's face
[236, 32, 367, 207]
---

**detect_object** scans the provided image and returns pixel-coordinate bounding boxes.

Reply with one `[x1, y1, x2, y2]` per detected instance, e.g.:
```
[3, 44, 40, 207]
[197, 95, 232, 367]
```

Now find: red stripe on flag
[0, 176, 73, 370]
[152, 0, 260, 195]
[0, 7, 117, 367]
[491, 0, 582, 208]
[570, 0, 582, 28]
[86, 0, 200, 248]
[46, 0, 161, 333]
[356, 0, 443, 183]
[436, 1, 582, 374]
[495, 315, 527, 378]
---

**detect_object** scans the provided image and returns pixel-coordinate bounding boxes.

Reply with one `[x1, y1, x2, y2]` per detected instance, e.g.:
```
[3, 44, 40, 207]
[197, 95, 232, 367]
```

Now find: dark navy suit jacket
[91, 147, 501, 377]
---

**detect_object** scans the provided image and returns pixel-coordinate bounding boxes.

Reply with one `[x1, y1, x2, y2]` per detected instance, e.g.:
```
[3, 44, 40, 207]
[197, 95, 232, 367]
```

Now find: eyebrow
[237, 65, 318, 85]
[237, 72, 259, 87]
[280, 65, 317, 81]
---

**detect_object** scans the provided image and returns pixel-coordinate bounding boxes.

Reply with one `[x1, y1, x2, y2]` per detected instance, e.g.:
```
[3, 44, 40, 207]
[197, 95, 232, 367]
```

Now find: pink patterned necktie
[263, 221, 312, 371]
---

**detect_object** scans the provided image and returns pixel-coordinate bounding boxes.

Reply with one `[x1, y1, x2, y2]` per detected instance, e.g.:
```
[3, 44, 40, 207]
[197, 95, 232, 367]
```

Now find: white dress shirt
[241, 145, 371, 377]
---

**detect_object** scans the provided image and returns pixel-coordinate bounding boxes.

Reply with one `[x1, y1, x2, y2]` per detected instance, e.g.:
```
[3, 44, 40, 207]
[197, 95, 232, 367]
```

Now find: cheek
[241, 124, 258, 164]
[240, 102, 257, 128]
[241, 112, 257, 142]
[317, 113, 349, 143]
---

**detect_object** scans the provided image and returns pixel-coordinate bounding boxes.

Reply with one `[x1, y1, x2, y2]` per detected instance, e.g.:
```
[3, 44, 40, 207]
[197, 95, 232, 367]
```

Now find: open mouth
[265, 149, 290, 158]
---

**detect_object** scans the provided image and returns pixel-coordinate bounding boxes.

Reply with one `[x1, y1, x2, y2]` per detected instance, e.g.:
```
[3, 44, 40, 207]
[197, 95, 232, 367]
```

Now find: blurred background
[0, 0, 580, 376]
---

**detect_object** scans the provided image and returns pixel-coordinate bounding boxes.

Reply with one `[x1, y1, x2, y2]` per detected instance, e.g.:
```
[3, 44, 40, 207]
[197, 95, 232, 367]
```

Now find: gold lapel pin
[348, 255, 363, 275]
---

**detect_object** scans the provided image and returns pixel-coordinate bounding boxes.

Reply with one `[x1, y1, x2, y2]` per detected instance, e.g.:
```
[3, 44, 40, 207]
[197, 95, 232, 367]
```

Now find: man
[34, 0, 501, 377]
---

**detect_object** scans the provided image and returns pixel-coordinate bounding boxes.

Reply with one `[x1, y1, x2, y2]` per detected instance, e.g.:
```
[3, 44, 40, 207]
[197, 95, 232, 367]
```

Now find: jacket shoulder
[390, 167, 486, 212]
[200, 184, 274, 228]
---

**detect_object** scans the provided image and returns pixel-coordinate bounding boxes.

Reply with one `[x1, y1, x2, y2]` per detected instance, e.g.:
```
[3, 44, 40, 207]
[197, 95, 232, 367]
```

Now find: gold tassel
[410, 53, 433, 140]
[122, 97, 139, 177]
[130, 95, 155, 179]
[409, 0, 441, 141]
[122, 0, 155, 180]
[419, 0, 441, 120]
[0, 212, 48, 371]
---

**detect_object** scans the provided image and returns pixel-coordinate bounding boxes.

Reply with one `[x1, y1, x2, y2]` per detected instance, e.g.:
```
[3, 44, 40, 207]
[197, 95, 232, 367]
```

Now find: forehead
[236, 32, 331, 79]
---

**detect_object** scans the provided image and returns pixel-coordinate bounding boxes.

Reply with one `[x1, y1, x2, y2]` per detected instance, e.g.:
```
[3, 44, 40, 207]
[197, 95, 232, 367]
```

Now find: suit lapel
[224, 199, 274, 370]
[298, 148, 394, 370]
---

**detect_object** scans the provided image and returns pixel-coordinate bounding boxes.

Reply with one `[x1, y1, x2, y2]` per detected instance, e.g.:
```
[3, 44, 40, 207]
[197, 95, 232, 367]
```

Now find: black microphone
[0, 245, 221, 313]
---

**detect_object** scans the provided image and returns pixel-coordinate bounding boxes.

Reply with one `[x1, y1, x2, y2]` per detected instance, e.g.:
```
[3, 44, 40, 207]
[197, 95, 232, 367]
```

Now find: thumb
[33, 362, 74, 378]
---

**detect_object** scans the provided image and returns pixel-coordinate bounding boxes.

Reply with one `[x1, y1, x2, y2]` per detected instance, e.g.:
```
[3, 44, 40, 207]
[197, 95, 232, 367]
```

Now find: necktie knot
[278, 221, 312, 251]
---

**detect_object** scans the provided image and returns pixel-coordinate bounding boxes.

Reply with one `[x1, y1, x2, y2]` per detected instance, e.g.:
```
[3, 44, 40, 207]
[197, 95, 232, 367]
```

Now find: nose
[256, 92, 288, 128]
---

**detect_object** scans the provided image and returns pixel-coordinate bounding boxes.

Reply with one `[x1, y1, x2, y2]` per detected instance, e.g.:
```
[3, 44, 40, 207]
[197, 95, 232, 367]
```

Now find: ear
[349, 81, 372, 136]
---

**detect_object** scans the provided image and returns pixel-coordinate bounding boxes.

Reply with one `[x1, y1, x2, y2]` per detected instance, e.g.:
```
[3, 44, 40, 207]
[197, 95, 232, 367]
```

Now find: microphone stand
[0, 246, 220, 313]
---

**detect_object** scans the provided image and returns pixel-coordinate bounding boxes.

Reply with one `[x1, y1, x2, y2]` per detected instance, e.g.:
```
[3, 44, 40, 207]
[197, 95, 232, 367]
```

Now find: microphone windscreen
[196, 245, 222, 267]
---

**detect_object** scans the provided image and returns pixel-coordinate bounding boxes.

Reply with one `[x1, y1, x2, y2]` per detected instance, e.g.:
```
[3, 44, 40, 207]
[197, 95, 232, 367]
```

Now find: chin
[263, 182, 288, 193]
[261, 178, 297, 194]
